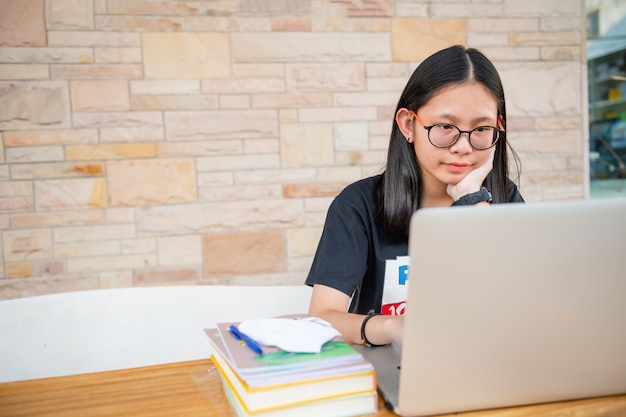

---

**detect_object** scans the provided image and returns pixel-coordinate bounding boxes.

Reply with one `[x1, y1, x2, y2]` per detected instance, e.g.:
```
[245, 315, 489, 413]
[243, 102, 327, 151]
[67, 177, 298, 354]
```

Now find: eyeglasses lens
[429, 125, 499, 150]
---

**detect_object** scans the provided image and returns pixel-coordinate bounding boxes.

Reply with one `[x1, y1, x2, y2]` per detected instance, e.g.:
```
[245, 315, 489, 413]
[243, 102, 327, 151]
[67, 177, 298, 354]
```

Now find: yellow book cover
[214, 355, 378, 417]
[211, 347, 376, 413]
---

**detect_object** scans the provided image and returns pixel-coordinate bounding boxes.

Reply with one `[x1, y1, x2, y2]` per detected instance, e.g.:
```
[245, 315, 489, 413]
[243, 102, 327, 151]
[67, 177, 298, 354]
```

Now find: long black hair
[378, 45, 521, 237]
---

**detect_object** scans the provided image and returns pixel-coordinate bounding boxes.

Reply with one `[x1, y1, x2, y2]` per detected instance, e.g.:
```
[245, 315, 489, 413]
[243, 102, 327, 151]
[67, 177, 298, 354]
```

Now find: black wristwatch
[451, 187, 492, 206]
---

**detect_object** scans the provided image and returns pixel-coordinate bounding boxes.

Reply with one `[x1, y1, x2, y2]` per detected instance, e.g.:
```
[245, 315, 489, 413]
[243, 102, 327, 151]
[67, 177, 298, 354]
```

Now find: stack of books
[204, 315, 378, 417]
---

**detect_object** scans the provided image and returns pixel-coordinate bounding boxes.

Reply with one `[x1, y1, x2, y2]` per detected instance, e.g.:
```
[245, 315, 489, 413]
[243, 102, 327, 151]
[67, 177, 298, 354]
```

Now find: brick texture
[0, 0, 588, 299]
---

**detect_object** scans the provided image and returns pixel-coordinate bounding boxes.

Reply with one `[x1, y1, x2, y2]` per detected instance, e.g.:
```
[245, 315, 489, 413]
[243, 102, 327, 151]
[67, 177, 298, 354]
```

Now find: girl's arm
[308, 284, 404, 346]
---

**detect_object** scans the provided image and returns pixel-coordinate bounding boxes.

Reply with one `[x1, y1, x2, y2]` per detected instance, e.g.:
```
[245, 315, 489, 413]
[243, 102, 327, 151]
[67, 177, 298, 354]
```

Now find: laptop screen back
[397, 199, 626, 416]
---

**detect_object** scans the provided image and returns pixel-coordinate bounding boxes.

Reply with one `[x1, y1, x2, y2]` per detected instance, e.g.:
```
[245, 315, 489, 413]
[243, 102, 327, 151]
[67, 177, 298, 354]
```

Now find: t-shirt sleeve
[305, 197, 370, 298]
[507, 179, 525, 203]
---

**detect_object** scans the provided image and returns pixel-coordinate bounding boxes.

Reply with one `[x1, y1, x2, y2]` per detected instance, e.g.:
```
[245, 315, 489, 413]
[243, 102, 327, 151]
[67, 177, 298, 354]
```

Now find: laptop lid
[359, 198, 626, 417]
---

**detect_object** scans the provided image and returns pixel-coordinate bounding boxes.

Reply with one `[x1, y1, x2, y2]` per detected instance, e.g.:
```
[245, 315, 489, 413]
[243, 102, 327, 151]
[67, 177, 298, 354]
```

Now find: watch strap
[360, 310, 388, 347]
[451, 187, 492, 206]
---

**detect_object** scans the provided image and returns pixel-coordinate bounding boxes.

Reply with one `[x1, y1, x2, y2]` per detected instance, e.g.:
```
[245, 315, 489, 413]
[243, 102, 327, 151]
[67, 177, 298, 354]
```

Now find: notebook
[354, 198, 626, 416]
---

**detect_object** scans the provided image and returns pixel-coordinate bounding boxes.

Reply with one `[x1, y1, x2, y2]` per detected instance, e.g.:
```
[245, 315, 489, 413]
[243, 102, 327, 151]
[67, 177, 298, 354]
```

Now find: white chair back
[0, 285, 312, 382]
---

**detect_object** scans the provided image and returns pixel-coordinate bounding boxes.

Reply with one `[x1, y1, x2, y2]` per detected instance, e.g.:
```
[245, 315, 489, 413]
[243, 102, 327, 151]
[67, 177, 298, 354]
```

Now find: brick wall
[0, 0, 587, 299]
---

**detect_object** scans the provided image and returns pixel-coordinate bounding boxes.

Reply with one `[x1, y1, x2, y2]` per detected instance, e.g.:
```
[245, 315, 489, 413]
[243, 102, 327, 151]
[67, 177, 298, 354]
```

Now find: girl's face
[397, 81, 500, 193]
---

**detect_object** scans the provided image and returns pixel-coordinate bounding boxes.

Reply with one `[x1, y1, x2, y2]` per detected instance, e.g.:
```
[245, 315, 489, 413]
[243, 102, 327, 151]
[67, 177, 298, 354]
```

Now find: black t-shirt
[305, 174, 525, 315]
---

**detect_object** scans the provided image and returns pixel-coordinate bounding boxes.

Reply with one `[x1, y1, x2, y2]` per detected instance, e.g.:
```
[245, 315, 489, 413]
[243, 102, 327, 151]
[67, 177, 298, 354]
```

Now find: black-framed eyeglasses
[408, 110, 503, 150]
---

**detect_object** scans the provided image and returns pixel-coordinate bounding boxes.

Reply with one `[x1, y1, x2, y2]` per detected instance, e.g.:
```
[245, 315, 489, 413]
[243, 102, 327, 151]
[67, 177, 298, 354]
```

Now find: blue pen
[229, 325, 264, 355]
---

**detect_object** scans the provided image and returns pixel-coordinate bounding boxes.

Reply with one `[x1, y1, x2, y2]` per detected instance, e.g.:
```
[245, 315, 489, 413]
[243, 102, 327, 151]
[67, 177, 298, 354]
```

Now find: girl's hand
[447, 148, 495, 201]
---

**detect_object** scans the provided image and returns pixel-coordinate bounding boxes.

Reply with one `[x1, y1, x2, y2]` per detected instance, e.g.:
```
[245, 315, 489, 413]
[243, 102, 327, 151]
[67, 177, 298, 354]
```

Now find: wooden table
[1, 358, 625, 417]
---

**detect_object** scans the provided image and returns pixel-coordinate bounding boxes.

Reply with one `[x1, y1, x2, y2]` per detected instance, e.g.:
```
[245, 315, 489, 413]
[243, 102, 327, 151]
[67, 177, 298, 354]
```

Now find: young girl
[305, 45, 524, 347]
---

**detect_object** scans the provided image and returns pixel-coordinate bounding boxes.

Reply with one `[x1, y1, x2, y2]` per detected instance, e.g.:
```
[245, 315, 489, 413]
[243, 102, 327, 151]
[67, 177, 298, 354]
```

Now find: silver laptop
[355, 198, 626, 416]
